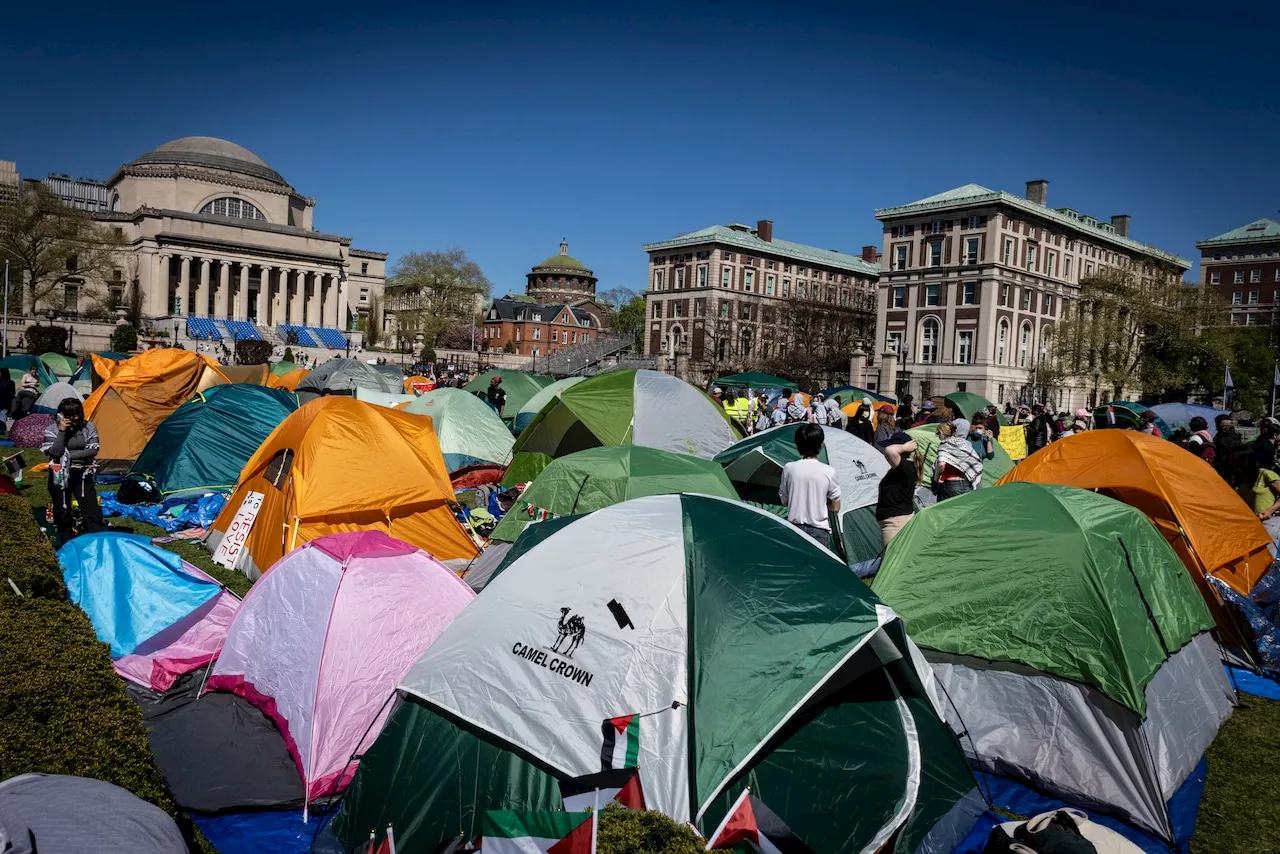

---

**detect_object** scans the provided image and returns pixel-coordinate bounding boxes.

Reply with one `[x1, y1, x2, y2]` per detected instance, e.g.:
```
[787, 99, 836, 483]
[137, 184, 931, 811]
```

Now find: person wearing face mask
[958, 417, 995, 463]
[40, 398, 107, 545]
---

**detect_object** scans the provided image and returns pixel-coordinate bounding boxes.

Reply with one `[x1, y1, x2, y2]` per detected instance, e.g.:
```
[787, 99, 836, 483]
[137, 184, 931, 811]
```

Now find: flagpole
[591, 788, 600, 854]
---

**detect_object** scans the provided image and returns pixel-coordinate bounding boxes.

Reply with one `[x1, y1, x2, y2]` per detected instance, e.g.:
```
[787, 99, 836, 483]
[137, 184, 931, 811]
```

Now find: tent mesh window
[264, 449, 294, 488]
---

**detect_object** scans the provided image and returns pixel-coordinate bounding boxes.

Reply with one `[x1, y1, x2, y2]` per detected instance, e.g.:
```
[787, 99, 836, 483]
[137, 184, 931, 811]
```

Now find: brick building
[642, 219, 879, 385]
[481, 243, 606, 357]
[1195, 218, 1280, 333]
[873, 180, 1190, 412]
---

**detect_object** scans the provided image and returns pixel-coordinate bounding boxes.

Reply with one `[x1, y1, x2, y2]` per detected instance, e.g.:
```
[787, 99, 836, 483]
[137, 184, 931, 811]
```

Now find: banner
[212, 490, 264, 570]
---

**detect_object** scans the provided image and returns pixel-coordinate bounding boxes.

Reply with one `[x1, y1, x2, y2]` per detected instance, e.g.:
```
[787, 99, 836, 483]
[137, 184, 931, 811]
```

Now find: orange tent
[214, 363, 271, 385]
[841, 399, 896, 419]
[997, 430, 1272, 650]
[266, 367, 310, 391]
[205, 397, 479, 579]
[403, 375, 435, 394]
[84, 349, 226, 468]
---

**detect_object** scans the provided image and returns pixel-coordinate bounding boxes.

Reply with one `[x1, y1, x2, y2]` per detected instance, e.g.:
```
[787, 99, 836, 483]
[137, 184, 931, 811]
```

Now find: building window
[654, 270, 665, 291]
[997, 319, 1009, 364]
[928, 220, 946, 234]
[533, 328, 541, 340]
[1251, 269, 1262, 283]
[919, 318, 939, 363]
[1046, 251, 1058, 277]
[1000, 284, 1010, 306]
[964, 237, 979, 265]
[673, 301, 684, 317]
[895, 245, 908, 270]
[1025, 244, 1036, 270]
[676, 268, 685, 289]
[1042, 294, 1054, 315]
[956, 330, 973, 364]
[719, 301, 729, 318]
[961, 282, 976, 305]
[797, 283, 806, 299]
[929, 242, 943, 267]
[721, 268, 730, 287]
[782, 279, 791, 297]
[697, 265, 707, 287]
[1247, 313, 1258, 326]
[1249, 290, 1259, 304]
[886, 330, 904, 354]
[1064, 257, 1072, 278]
[359, 287, 369, 304]
[740, 303, 751, 321]
[1208, 270, 1220, 284]
[766, 274, 775, 296]
[892, 286, 906, 308]
[1018, 323, 1032, 367]
[1020, 289, 1032, 311]
[744, 270, 754, 292]
[722, 251, 733, 262]
[924, 284, 940, 306]
[360, 262, 369, 275]
[1003, 239, 1014, 265]
[653, 301, 662, 318]
[1234, 271, 1244, 284]
[1232, 292, 1242, 305]
[63, 284, 79, 311]
[200, 197, 265, 221]
[551, 330, 559, 343]
[1275, 269, 1280, 282]
[965, 214, 982, 229]
[1230, 313, 1241, 325]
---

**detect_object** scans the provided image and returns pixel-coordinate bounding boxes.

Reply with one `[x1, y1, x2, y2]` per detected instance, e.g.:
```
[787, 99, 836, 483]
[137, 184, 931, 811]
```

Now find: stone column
[274, 268, 288, 326]
[294, 270, 308, 326]
[257, 266, 272, 326]
[197, 258, 211, 317]
[880, 351, 900, 402]
[236, 265, 249, 320]
[305, 271, 321, 326]
[216, 261, 230, 319]
[322, 273, 337, 329]
[156, 254, 171, 316]
[848, 348, 868, 387]
[178, 256, 192, 316]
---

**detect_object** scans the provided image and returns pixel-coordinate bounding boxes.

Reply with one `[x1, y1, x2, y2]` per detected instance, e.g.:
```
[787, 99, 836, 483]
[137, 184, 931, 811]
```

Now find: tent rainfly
[512, 376, 585, 435]
[712, 371, 799, 390]
[0, 774, 188, 853]
[295, 359, 403, 402]
[332, 494, 985, 854]
[463, 370, 552, 421]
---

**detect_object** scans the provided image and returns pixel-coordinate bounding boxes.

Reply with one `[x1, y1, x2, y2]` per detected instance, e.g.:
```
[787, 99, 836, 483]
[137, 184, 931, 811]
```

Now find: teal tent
[127, 385, 298, 497]
[1094, 401, 1173, 437]
[0, 355, 56, 389]
[714, 371, 798, 390]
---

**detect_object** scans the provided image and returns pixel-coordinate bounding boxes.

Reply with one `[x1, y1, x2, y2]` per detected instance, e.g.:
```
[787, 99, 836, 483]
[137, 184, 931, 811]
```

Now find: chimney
[861, 245, 879, 263]
[1110, 214, 1131, 238]
[756, 219, 773, 242]
[1025, 179, 1048, 207]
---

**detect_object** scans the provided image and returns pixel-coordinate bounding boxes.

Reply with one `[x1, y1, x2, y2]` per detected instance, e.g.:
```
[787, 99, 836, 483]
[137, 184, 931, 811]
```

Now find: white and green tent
[332, 494, 985, 854]
[713, 425, 889, 568]
[502, 369, 741, 486]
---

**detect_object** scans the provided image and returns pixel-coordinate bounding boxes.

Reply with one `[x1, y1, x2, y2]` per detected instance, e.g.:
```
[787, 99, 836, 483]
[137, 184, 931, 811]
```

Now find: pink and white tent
[204, 530, 475, 804]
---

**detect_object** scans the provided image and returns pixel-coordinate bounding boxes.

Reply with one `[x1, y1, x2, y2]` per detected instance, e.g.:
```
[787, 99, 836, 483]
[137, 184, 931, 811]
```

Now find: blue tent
[59, 533, 222, 657]
[1150, 402, 1230, 435]
[128, 385, 298, 497]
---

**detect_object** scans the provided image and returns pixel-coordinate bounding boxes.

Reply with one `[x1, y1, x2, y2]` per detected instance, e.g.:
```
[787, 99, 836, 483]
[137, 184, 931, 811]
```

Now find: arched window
[739, 327, 753, 357]
[1039, 326, 1052, 364]
[110, 192, 120, 212]
[1018, 322, 1032, 368]
[919, 318, 939, 364]
[200, 197, 265, 221]
[997, 319, 1009, 364]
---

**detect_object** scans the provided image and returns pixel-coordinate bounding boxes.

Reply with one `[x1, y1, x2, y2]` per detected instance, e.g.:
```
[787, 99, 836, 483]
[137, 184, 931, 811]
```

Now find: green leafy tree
[1226, 329, 1276, 415]
[363, 292, 382, 348]
[503, 340, 516, 354]
[597, 804, 725, 854]
[0, 183, 126, 314]
[110, 324, 137, 354]
[385, 248, 490, 349]
[612, 295, 646, 349]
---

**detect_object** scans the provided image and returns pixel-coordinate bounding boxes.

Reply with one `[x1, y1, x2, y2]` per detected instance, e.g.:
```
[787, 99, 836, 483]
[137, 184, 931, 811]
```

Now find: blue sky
[2, 0, 1276, 291]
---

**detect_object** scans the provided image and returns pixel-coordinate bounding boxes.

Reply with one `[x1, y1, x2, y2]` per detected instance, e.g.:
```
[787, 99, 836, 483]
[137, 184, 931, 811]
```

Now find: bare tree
[0, 183, 125, 314]
[384, 248, 490, 349]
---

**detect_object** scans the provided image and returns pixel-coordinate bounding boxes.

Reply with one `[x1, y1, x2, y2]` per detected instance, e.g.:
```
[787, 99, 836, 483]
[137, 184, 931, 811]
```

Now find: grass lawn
[12, 450, 1280, 852]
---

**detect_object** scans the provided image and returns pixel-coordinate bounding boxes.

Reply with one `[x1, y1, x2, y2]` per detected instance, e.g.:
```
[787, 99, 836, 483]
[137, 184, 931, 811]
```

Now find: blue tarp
[968, 757, 1207, 854]
[100, 491, 228, 533]
[1148, 403, 1230, 434]
[191, 809, 345, 854]
[59, 532, 221, 657]
[1228, 666, 1280, 700]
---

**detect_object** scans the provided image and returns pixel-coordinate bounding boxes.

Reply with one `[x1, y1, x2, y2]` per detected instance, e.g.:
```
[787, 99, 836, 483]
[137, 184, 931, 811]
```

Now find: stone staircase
[536, 333, 647, 377]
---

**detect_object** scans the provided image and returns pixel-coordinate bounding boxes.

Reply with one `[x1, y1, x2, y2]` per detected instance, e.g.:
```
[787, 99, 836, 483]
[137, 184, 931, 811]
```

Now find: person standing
[486, 376, 507, 417]
[873, 409, 896, 447]
[40, 399, 107, 546]
[824, 394, 845, 428]
[1025, 404, 1053, 454]
[710, 386, 724, 408]
[932, 421, 983, 501]
[808, 393, 831, 426]
[778, 424, 841, 549]
[963, 417, 996, 462]
[876, 432, 919, 547]
[846, 398, 875, 445]
[1214, 419, 1243, 481]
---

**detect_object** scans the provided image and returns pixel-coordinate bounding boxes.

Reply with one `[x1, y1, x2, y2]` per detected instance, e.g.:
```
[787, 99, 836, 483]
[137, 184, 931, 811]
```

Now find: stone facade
[1196, 218, 1280, 336]
[874, 180, 1191, 412]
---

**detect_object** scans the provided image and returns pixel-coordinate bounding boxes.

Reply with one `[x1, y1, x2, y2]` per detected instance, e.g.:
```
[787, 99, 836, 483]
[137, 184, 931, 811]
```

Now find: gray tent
[294, 359, 403, 403]
[0, 774, 187, 853]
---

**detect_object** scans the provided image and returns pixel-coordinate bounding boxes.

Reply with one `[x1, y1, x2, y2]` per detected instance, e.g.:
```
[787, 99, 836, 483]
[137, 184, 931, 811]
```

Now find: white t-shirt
[779, 458, 842, 530]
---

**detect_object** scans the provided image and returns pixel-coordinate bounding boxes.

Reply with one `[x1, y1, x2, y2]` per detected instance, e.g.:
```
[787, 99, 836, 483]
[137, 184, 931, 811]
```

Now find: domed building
[15, 136, 386, 348]
[526, 241, 598, 305]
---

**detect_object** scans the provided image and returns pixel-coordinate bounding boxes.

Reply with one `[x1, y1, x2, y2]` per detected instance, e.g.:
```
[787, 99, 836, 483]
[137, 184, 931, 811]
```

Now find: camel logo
[851, 459, 877, 481]
[551, 607, 587, 658]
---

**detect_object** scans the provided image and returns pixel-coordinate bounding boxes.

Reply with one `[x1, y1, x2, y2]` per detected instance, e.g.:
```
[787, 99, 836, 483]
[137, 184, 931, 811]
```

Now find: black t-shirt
[487, 386, 507, 408]
[876, 457, 917, 521]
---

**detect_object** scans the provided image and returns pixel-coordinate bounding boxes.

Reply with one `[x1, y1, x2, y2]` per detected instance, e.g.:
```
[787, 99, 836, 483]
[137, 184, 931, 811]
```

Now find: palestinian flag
[707, 789, 814, 854]
[600, 714, 639, 771]
[559, 767, 646, 812]
[481, 810, 592, 854]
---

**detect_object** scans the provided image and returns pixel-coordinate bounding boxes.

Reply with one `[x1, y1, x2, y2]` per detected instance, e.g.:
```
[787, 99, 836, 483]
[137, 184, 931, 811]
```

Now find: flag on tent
[1226, 366, 1235, 390]
[706, 789, 814, 854]
[1273, 362, 1279, 387]
[359, 826, 397, 854]
[559, 767, 646, 812]
[600, 714, 640, 771]
[481, 810, 593, 854]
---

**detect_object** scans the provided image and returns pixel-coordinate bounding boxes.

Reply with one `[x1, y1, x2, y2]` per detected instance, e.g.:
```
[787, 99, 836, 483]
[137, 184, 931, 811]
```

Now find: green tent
[490, 445, 736, 543]
[713, 424, 889, 567]
[512, 376, 584, 435]
[39, 352, 78, 377]
[944, 391, 1009, 426]
[1094, 401, 1173, 437]
[399, 387, 515, 472]
[503, 369, 741, 486]
[871, 483, 1230, 841]
[464, 370, 551, 421]
[127, 385, 299, 497]
[269, 360, 298, 376]
[820, 383, 895, 404]
[334, 494, 983, 854]
[908, 422, 1014, 486]
[0, 355, 56, 390]
[713, 371, 798, 390]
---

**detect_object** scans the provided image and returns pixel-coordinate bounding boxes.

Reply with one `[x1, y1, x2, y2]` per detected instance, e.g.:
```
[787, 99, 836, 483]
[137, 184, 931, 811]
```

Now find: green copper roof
[875, 184, 1191, 269]
[643, 225, 880, 277]
[1196, 218, 1280, 249]
[533, 252, 590, 273]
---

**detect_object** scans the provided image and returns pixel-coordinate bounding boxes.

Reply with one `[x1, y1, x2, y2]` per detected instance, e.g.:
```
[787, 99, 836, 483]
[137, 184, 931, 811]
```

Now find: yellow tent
[84, 349, 226, 468]
[206, 397, 480, 579]
[266, 367, 310, 391]
[214, 363, 271, 385]
[841, 399, 896, 419]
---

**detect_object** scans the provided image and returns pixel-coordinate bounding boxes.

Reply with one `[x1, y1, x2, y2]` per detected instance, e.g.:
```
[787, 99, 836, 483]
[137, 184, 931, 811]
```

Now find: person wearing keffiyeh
[932, 421, 983, 501]
[40, 398, 107, 545]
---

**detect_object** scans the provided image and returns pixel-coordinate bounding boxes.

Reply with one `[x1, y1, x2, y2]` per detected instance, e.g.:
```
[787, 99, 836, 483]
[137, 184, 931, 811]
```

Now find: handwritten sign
[212, 491, 265, 570]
